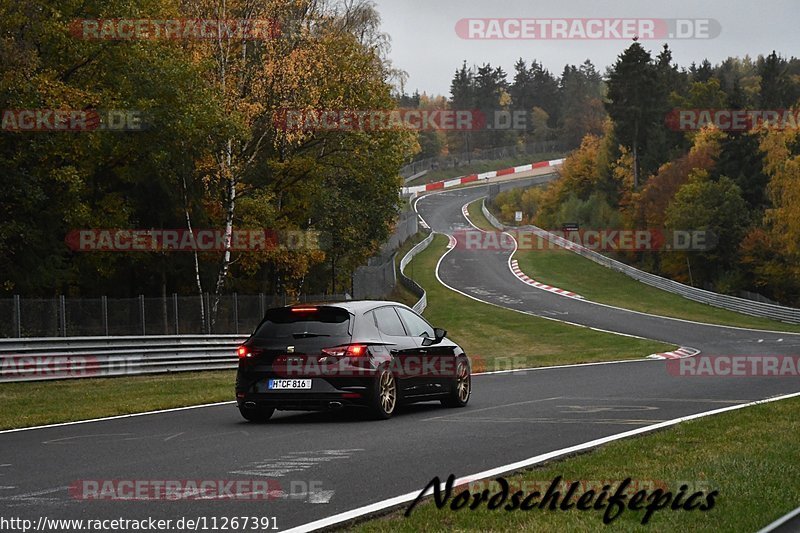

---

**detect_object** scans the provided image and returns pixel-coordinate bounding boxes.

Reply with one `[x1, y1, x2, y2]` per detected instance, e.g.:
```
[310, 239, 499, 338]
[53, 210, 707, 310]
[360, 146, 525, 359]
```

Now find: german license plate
[268, 379, 312, 390]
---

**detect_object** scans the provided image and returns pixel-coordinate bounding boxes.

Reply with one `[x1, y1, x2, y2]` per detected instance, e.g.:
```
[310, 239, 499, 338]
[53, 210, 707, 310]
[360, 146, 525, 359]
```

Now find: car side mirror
[422, 328, 447, 346]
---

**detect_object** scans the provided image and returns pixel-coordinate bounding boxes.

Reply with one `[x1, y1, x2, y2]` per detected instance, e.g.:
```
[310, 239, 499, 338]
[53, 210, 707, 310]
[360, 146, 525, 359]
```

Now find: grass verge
[354, 395, 800, 532]
[467, 197, 497, 232]
[469, 199, 800, 333]
[410, 234, 673, 367]
[0, 228, 669, 431]
[0, 370, 235, 430]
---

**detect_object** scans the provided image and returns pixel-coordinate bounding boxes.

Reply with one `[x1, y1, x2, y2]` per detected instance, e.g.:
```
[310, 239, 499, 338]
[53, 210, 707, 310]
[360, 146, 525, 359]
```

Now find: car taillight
[291, 306, 317, 312]
[321, 344, 368, 357]
[237, 346, 261, 359]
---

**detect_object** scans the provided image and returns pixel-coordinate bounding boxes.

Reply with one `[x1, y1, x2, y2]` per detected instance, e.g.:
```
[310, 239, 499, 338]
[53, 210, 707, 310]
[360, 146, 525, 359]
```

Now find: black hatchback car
[235, 301, 471, 421]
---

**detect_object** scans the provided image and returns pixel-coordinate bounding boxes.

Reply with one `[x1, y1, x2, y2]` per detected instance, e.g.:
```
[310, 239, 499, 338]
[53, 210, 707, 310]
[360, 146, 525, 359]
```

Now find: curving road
[417, 180, 800, 355]
[1, 180, 799, 532]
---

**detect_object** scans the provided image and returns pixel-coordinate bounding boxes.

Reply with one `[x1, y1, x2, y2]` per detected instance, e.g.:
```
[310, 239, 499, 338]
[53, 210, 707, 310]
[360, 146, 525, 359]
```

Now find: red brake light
[238, 346, 261, 359]
[321, 344, 368, 357]
[347, 344, 366, 356]
[291, 306, 318, 312]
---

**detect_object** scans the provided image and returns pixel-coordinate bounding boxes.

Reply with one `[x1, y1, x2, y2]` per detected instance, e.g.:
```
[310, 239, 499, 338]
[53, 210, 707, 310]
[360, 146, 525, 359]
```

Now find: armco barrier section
[0, 163, 548, 382]
[0, 245, 442, 383]
[482, 199, 800, 324]
[0, 335, 247, 383]
[399, 232, 435, 313]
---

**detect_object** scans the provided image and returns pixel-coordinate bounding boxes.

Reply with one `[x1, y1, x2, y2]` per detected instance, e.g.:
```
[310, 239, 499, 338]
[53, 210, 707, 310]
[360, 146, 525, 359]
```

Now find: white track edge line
[0, 401, 235, 435]
[433, 230, 660, 341]
[415, 195, 667, 344]
[283, 390, 800, 533]
[757, 505, 800, 533]
[423, 189, 800, 337]
[1, 358, 665, 434]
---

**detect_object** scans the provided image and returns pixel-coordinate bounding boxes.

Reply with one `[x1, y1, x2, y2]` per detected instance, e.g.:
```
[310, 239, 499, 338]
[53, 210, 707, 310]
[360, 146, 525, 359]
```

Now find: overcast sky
[372, 0, 799, 96]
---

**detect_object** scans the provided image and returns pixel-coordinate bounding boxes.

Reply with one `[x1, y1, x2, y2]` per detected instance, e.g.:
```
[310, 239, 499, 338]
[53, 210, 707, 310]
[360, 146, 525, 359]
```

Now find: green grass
[0, 370, 235, 430]
[466, 198, 497, 232]
[516, 249, 800, 332]
[408, 234, 673, 369]
[354, 396, 800, 532]
[407, 153, 563, 186]
[469, 199, 800, 333]
[0, 228, 670, 431]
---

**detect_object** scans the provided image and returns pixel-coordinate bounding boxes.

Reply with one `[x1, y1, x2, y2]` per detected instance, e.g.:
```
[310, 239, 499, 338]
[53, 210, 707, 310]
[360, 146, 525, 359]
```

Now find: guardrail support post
[13, 295, 21, 338]
[59, 295, 66, 337]
[102, 296, 109, 336]
[204, 293, 211, 334]
[233, 292, 239, 334]
[139, 295, 146, 335]
[173, 293, 179, 335]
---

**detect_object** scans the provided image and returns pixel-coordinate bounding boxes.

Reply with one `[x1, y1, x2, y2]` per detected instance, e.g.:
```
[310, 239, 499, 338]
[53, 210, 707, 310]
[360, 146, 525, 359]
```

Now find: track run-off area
[1, 178, 799, 532]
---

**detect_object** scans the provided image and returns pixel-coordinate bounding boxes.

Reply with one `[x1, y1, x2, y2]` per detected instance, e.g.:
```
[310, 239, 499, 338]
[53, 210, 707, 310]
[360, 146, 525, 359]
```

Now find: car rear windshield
[253, 307, 352, 339]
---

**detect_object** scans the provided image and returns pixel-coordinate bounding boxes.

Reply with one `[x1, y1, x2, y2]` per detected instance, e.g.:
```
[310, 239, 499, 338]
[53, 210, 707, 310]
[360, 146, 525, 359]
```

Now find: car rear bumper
[237, 388, 370, 411]
[236, 371, 372, 411]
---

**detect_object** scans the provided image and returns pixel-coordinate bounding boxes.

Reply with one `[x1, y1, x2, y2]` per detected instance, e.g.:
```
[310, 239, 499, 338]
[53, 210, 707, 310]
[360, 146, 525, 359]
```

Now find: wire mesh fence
[0, 293, 350, 338]
[1, 206, 419, 339]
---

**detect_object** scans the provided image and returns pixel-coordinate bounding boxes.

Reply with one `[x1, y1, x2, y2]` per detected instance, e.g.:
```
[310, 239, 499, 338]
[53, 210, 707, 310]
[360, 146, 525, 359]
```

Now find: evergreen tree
[605, 39, 660, 188]
[759, 51, 791, 108]
[530, 61, 561, 127]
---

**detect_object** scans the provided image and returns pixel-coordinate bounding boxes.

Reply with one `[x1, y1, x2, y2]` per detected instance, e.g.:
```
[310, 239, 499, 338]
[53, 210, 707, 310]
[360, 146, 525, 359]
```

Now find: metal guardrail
[399, 232, 435, 313]
[0, 170, 534, 384]
[481, 200, 504, 230]
[0, 335, 247, 383]
[482, 199, 800, 324]
[0, 230, 438, 384]
[0, 230, 439, 384]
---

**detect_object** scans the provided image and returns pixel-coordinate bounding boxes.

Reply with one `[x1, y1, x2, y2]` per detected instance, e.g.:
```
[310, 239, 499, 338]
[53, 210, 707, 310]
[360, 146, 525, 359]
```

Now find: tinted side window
[373, 307, 407, 337]
[396, 307, 435, 338]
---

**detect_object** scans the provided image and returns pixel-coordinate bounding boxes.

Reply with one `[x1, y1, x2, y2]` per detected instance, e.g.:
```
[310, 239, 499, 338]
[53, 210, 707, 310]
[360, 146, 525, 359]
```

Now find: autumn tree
[664, 172, 749, 288]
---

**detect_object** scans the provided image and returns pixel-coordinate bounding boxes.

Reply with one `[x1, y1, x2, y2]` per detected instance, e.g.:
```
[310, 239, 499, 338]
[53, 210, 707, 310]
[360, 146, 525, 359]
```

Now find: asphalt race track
[1, 179, 799, 532]
[417, 181, 800, 355]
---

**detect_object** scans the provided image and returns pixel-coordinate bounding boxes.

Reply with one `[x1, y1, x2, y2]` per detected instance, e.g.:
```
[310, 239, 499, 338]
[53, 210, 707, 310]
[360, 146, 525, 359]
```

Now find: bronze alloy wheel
[442, 358, 471, 408]
[379, 369, 397, 414]
[456, 361, 471, 403]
